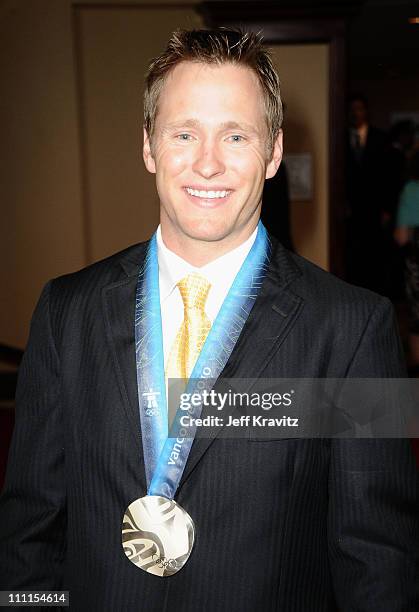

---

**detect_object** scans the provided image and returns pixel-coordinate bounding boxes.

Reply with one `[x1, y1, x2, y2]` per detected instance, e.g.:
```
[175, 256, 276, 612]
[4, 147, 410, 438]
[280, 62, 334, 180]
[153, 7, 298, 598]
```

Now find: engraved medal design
[122, 495, 195, 576]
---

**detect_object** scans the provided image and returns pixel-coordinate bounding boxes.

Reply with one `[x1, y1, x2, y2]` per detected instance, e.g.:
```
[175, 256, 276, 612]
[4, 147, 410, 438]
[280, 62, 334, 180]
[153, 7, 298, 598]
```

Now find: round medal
[122, 495, 195, 576]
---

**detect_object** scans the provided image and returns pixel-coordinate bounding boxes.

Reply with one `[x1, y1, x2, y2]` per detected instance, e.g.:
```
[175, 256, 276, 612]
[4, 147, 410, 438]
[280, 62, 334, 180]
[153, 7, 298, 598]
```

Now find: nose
[192, 140, 225, 179]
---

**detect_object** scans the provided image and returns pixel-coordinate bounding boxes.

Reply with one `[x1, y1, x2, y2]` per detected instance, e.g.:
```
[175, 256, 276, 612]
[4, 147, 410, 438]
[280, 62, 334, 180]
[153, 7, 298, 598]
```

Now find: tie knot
[177, 273, 211, 311]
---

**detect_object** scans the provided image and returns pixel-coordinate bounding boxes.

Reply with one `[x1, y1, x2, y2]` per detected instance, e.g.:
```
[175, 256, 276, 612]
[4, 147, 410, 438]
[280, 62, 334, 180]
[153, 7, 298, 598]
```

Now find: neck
[160, 224, 259, 267]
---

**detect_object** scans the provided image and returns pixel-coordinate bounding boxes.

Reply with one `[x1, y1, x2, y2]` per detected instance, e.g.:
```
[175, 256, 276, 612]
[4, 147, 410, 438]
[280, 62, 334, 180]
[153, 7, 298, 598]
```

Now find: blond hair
[144, 28, 283, 153]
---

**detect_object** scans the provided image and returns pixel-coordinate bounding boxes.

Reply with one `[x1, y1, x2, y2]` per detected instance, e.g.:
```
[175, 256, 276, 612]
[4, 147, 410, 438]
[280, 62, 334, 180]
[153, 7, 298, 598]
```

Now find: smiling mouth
[185, 187, 231, 199]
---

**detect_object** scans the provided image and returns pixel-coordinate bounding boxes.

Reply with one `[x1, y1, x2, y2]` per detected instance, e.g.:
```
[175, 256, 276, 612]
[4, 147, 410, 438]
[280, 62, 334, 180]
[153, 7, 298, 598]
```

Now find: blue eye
[177, 133, 192, 141]
[229, 134, 245, 143]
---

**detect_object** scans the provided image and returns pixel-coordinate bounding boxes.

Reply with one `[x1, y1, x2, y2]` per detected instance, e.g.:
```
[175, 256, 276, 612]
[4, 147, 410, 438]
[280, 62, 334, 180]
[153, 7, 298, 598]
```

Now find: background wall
[0, 0, 85, 348]
[349, 77, 419, 130]
[271, 44, 329, 270]
[0, 0, 330, 348]
[0, 0, 202, 348]
[348, 0, 419, 130]
[75, 4, 202, 262]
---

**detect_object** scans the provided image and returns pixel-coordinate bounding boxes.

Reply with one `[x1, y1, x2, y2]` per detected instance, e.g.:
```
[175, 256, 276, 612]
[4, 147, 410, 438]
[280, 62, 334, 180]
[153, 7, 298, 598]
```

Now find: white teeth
[186, 188, 229, 199]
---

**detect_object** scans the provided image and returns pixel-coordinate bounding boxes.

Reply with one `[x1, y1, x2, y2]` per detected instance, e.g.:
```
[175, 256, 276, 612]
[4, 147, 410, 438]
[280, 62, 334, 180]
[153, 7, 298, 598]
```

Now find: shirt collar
[157, 227, 195, 301]
[156, 225, 258, 302]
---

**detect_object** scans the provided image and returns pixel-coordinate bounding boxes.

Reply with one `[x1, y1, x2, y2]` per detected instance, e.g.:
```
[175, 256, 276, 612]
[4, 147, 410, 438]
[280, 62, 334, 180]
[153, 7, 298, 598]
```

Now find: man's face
[143, 61, 282, 255]
[350, 99, 368, 129]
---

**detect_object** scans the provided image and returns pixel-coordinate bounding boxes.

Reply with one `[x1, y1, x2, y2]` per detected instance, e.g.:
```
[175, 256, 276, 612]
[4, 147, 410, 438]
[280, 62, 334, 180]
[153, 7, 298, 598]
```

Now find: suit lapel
[178, 239, 305, 489]
[101, 242, 149, 492]
[101, 237, 305, 495]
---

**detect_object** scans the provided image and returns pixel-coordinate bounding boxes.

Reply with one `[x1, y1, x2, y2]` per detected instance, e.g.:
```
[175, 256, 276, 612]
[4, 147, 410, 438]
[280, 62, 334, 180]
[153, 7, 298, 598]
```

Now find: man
[345, 94, 389, 294]
[387, 119, 415, 222]
[385, 120, 416, 301]
[1, 29, 418, 612]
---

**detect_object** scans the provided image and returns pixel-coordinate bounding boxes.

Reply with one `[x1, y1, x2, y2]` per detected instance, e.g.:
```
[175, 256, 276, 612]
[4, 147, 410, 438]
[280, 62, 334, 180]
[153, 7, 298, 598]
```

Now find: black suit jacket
[1, 236, 418, 611]
[346, 125, 388, 225]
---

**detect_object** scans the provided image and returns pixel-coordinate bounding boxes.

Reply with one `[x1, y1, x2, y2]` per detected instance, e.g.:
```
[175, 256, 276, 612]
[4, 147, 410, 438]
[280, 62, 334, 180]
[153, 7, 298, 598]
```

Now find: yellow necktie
[166, 273, 212, 381]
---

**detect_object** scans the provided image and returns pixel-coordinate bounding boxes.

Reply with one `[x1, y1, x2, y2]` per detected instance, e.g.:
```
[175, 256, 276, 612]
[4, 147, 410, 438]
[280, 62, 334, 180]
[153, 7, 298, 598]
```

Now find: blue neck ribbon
[134, 222, 271, 499]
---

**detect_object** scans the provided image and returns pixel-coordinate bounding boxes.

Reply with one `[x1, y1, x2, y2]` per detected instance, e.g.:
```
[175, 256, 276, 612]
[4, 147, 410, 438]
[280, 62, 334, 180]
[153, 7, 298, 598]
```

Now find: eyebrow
[162, 119, 261, 136]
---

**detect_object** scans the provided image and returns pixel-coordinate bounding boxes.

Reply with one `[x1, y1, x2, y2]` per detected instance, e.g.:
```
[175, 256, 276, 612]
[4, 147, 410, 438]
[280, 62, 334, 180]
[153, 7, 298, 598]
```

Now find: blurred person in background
[346, 94, 388, 294]
[394, 150, 419, 373]
[381, 120, 416, 300]
[387, 120, 415, 219]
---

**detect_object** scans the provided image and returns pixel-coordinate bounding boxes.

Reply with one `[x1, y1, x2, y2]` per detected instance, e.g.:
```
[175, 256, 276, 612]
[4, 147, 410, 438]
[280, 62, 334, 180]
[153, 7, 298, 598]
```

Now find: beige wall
[0, 0, 85, 349]
[0, 0, 201, 348]
[271, 44, 329, 271]
[1, 3, 329, 348]
[76, 5, 203, 262]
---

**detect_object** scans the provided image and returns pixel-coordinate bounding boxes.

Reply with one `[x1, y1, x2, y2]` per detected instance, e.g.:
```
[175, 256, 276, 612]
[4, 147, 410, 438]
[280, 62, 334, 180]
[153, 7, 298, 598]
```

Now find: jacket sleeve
[328, 297, 419, 611]
[0, 280, 66, 589]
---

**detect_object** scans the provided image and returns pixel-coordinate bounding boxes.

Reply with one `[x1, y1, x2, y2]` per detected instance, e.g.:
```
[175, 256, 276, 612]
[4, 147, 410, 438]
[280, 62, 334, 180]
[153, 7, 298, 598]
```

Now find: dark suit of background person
[261, 162, 294, 251]
[346, 96, 389, 295]
[0, 231, 418, 612]
[346, 125, 389, 293]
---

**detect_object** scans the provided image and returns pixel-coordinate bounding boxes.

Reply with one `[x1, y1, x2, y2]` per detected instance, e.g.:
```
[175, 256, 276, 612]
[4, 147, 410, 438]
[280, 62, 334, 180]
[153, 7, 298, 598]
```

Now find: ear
[143, 127, 156, 174]
[265, 129, 283, 179]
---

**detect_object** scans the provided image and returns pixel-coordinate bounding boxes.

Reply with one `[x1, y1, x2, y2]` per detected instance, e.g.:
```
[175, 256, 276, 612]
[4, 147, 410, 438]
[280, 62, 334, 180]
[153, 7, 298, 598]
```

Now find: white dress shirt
[156, 225, 258, 369]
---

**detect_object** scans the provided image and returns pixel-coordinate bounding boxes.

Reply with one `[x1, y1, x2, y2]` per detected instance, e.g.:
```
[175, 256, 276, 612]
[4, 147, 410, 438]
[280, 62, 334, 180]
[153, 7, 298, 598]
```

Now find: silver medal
[122, 495, 195, 576]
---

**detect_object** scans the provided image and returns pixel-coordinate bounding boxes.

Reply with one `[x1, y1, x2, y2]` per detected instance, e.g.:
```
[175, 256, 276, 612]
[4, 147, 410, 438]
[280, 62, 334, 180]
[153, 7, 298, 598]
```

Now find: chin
[181, 218, 234, 244]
